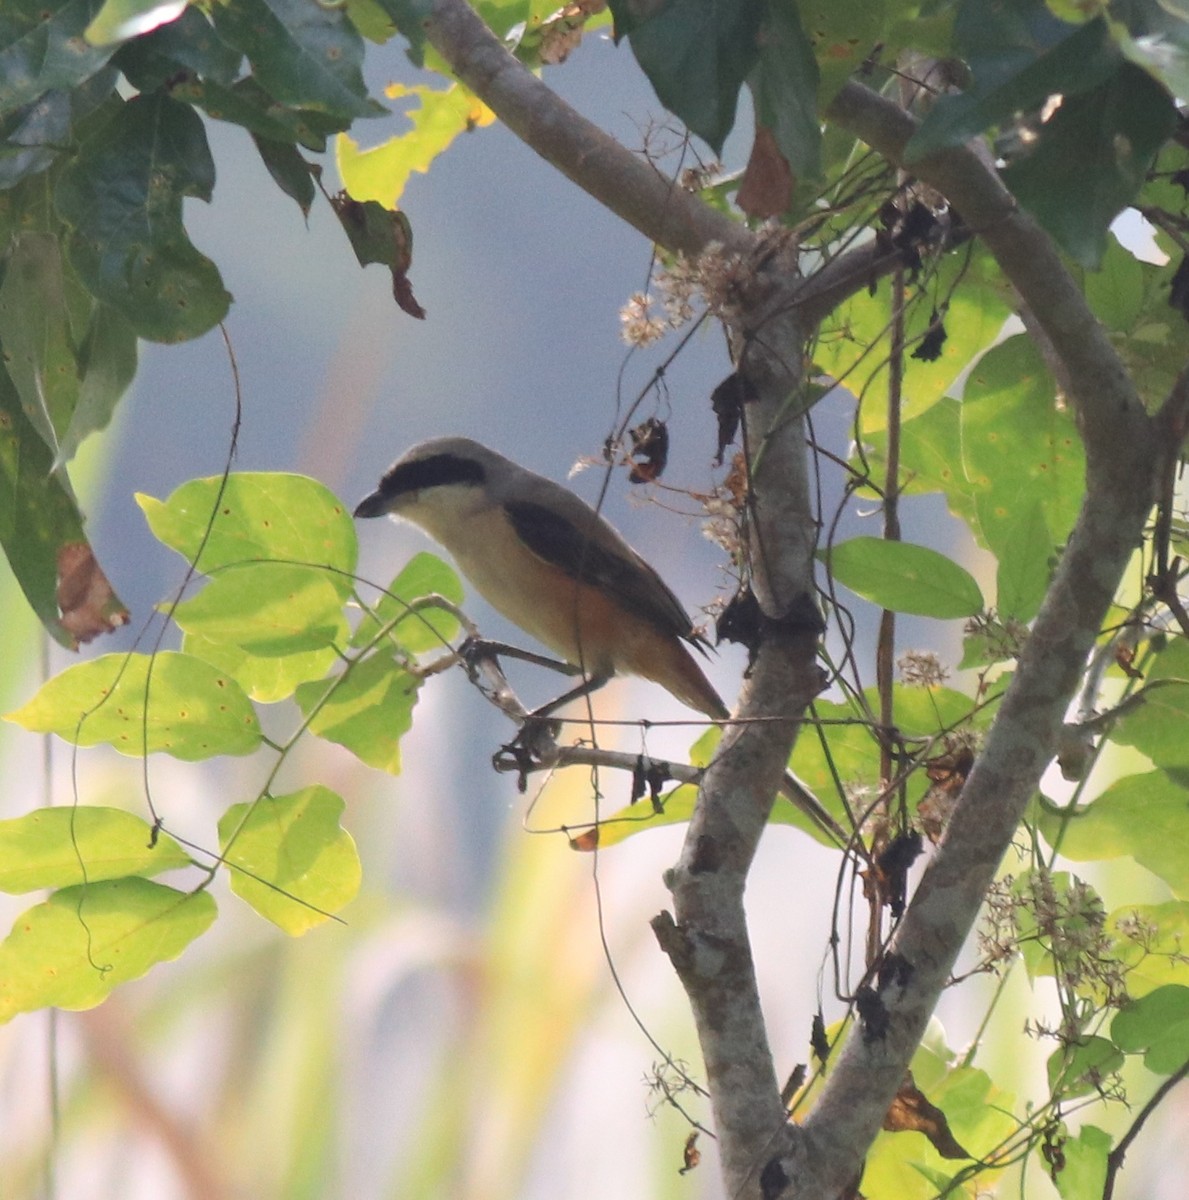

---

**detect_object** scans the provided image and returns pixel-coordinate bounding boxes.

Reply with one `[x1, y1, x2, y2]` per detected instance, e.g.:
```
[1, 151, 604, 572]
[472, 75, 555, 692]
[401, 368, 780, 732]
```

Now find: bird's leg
[458, 636, 584, 679]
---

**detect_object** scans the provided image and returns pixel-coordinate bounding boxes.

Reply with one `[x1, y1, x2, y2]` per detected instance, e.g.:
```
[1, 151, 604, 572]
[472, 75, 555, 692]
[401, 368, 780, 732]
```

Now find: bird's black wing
[503, 499, 699, 643]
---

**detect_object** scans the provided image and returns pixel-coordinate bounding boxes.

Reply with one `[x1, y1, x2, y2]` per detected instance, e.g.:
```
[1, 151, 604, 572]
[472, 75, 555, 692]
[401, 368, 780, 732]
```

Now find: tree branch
[825, 82, 1145, 474]
[783, 84, 1176, 1198]
[425, 0, 752, 258]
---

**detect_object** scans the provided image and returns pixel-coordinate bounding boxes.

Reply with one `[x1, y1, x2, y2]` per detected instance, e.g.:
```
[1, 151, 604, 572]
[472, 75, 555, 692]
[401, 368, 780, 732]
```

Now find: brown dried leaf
[882, 1073, 969, 1160]
[679, 1131, 701, 1175]
[737, 123, 793, 220]
[55, 542, 129, 646]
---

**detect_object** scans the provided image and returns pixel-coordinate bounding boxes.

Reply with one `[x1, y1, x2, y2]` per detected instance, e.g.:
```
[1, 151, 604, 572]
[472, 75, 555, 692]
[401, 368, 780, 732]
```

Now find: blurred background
[0, 22, 1181, 1200]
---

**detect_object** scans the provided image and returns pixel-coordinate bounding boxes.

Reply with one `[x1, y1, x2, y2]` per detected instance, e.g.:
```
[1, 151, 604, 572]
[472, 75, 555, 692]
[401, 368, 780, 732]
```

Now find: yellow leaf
[335, 83, 496, 205]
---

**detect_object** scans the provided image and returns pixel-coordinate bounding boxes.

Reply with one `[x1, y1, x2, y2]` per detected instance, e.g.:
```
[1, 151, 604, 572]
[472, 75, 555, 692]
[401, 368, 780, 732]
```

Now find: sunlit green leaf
[172, 563, 350, 655]
[1108, 901, 1189, 997]
[181, 631, 337, 704]
[995, 500, 1051, 622]
[1055, 1125, 1110, 1200]
[826, 537, 984, 618]
[0, 878, 216, 1021]
[1046, 1035, 1123, 1099]
[5, 651, 263, 760]
[821, 245, 1013, 437]
[219, 786, 361, 935]
[1106, 637, 1189, 769]
[961, 335, 1084, 556]
[1038, 772, 1189, 897]
[0, 807, 190, 892]
[336, 81, 494, 205]
[295, 652, 419, 773]
[1111, 984, 1189, 1073]
[54, 92, 232, 342]
[352, 551, 463, 653]
[137, 472, 358, 582]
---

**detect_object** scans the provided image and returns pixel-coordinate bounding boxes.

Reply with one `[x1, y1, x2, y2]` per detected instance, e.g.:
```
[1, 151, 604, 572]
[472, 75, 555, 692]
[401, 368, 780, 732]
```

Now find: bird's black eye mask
[356, 453, 487, 516]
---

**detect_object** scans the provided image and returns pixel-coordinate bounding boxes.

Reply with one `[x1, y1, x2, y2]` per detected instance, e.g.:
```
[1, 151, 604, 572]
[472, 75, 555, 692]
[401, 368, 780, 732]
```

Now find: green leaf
[1046, 1035, 1124, 1099]
[181, 631, 337, 704]
[749, 1, 820, 189]
[54, 92, 232, 342]
[295, 652, 419, 773]
[111, 5, 242, 88]
[168, 75, 350, 151]
[0, 362, 129, 649]
[0, 228, 134, 465]
[364, 0, 434, 64]
[905, 13, 1119, 162]
[826, 537, 984, 618]
[218, 786, 361, 935]
[960, 335, 1084, 556]
[211, 0, 384, 120]
[351, 551, 463, 653]
[1105, 637, 1189, 769]
[67, 302, 138, 463]
[1080, 232, 1146, 331]
[172, 563, 350, 655]
[0, 0, 117, 120]
[0, 878, 216, 1021]
[1111, 984, 1189, 1074]
[995, 500, 1051, 622]
[821, 245, 1013, 437]
[1054, 1125, 1110, 1200]
[1003, 63, 1177, 267]
[137, 471, 358, 581]
[0, 231, 87, 454]
[0, 807, 190, 892]
[251, 135, 315, 215]
[5, 651, 263, 760]
[797, 0, 890, 106]
[1038, 770, 1189, 897]
[0, 91, 72, 188]
[335, 81, 494, 205]
[85, 0, 186, 45]
[1109, 901, 1189, 998]
[611, 0, 764, 154]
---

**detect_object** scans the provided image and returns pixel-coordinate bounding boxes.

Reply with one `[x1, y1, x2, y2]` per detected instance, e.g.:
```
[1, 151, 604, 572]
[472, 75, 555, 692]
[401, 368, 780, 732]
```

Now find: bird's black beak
[353, 490, 390, 519]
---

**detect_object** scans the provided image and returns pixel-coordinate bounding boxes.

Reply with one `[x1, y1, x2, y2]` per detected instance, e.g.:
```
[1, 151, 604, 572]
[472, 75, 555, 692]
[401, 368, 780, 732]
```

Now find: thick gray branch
[785, 84, 1174, 1198]
[656, 241, 825, 1196]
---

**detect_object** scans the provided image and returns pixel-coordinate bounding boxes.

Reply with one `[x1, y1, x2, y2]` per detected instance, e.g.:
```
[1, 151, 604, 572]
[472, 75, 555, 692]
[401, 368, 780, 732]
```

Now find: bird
[354, 436, 847, 845]
[354, 436, 727, 718]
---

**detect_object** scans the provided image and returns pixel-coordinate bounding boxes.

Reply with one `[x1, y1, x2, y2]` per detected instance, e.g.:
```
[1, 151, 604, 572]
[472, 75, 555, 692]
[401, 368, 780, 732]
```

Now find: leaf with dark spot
[330, 193, 426, 319]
